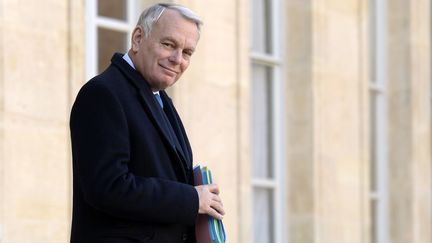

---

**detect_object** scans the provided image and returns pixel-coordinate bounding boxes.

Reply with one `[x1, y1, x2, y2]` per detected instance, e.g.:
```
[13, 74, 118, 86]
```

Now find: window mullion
[250, 52, 280, 66]
[96, 17, 131, 32]
[85, 0, 97, 80]
[369, 1, 388, 243]
[252, 178, 277, 188]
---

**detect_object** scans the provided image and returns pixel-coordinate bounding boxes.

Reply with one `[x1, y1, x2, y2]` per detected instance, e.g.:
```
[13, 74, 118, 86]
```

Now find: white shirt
[122, 53, 136, 70]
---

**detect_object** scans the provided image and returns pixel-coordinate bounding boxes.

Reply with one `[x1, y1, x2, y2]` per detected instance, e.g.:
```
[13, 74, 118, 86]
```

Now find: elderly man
[70, 3, 224, 243]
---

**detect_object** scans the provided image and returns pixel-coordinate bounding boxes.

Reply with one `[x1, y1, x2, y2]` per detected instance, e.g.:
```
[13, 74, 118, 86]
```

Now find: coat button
[181, 233, 188, 241]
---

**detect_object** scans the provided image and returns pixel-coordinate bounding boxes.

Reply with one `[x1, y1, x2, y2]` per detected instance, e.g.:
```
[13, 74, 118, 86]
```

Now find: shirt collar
[122, 53, 136, 70]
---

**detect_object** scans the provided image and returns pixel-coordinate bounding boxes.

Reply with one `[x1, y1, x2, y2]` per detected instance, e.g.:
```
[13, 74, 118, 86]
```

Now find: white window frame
[369, 0, 388, 243]
[250, 0, 286, 242]
[85, 0, 137, 80]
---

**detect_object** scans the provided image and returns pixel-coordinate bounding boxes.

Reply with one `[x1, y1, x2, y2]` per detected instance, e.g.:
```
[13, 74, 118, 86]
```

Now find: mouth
[159, 65, 179, 76]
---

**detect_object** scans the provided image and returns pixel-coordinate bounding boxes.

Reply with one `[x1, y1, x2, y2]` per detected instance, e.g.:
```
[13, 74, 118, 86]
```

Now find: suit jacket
[70, 53, 198, 243]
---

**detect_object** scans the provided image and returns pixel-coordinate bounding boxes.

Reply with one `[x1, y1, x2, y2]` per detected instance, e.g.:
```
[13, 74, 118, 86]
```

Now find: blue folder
[193, 165, 226, 243]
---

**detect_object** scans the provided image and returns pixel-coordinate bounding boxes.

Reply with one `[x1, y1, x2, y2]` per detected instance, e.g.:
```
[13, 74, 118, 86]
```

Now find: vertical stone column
[409, 1, 432, 242]
[68, 0, 85, 107]
[234, 0, 253, 242]
[286, 0, 370, 242]
[387, 0, 413, 242]
[388, 0, 432, 243]
[310, 0, 367, 242]
[1, 0, 72, 242]
[0, 0, 5, 240]
[285, 1, 315, 243]
[387, 0, 432, 243]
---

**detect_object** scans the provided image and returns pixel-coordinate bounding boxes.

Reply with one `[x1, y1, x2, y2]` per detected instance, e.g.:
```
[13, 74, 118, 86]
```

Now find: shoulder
[76, 78, 115, 104]
[71, 69, 127, 116]
[76, 65, 129, 101]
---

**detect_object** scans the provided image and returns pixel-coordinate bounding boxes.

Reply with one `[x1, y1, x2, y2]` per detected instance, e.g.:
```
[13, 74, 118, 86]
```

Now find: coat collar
[110, 53, 189, 179]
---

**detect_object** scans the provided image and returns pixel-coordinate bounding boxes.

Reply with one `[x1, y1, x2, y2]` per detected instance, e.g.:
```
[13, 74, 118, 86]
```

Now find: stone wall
[1, 0, 73, 242]
[0, 0, 430, 242]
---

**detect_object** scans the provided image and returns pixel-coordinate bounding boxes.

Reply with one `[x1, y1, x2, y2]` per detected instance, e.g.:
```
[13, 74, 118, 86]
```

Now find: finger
[212, 205, 225, 216]
[207, 207, 224, 220]
[210, 200, 225, 215]
[211, 194, 223, 206]
[211, 194, 222, 203]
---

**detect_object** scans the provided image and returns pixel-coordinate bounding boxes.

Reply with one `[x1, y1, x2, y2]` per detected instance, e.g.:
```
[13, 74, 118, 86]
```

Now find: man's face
[131, 9, 200, 91]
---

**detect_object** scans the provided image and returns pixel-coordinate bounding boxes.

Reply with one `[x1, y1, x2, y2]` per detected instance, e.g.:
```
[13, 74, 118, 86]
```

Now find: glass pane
[369, 91, 377, 191]
[98, 0, 127, 21]
[251, 64, 273, 179]
[251, 0, 272, 54]
[98, 27, 128, 73]
[253, 188, 274, 243]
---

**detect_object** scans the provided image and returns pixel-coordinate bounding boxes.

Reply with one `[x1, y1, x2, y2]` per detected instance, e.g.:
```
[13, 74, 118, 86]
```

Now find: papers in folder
[193, 165, 226, 243]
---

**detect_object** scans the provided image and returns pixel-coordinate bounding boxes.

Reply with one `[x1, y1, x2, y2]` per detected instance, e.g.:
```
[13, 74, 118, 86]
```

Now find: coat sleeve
[70, 81, 199, 225]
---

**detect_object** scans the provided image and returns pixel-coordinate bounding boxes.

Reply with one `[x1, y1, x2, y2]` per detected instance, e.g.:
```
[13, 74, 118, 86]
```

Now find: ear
[131, 26, 144, 52]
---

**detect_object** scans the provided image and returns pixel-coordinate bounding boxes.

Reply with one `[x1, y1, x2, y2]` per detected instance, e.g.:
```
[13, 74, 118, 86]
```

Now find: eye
[183, 50, 193, 57]
[162, 42, 174, 48]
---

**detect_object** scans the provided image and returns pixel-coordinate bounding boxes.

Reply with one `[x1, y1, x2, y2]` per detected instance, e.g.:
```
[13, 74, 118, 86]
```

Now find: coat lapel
[110, 53, 188, 180]
[160, 91, 192, 164]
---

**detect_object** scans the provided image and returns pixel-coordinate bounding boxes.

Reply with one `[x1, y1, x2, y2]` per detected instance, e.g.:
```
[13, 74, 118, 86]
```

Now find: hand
[195, 184, 225, 220]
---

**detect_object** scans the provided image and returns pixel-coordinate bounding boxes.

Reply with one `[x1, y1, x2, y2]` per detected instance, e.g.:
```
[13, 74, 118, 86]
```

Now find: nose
[168, 50, 182, 64]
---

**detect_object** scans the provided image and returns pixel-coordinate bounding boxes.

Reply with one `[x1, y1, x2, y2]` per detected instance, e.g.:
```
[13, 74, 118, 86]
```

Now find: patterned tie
[154, 93, 164, 108]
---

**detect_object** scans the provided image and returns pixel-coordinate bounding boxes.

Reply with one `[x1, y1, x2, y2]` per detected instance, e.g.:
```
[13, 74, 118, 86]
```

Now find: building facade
[0, 0, 430, 242]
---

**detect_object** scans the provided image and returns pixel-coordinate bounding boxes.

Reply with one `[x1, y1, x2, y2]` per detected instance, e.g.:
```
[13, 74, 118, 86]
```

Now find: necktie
[154, 93, 164, 108]
[153, 93, 189, 169]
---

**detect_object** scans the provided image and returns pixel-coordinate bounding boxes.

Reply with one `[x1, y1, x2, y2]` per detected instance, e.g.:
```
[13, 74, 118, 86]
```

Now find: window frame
[85, 0, 137, 80]
[369, 0, 389, 243]
[250, 0, 286, 242]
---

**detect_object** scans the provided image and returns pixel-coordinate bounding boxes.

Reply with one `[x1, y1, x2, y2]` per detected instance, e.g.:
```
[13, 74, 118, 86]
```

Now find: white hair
[137, 3, 203, 37]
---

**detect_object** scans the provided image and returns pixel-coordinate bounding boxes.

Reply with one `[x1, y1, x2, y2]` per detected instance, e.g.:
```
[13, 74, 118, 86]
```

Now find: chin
[154, 81, 174, 91]
[161, 78, 178, 88]
[148, 76, 175, 90]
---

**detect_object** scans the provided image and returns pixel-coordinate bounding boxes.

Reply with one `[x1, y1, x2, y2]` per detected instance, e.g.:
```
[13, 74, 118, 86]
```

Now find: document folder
[193, 165, 226, 243]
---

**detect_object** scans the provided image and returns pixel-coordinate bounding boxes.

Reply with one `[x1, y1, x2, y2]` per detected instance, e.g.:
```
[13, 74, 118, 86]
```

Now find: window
[369, 0, 389, 243]
[86, 0, 137, 80]
[250, 0, 285, 242]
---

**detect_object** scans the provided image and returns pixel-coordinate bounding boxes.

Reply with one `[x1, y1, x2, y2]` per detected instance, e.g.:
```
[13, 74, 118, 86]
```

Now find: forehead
[151, 9, 200, 46]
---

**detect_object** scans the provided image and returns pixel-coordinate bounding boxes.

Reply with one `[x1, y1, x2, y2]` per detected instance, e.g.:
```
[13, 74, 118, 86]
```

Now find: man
[70, 3, 224, 243]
